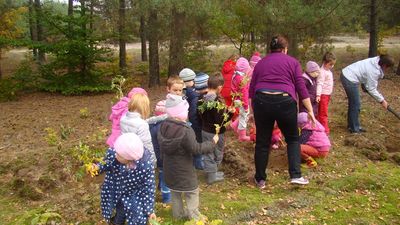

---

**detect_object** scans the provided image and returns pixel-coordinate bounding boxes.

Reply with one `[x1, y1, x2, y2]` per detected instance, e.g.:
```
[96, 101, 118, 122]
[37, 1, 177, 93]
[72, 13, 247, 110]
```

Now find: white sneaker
[290, 177, 309, 185]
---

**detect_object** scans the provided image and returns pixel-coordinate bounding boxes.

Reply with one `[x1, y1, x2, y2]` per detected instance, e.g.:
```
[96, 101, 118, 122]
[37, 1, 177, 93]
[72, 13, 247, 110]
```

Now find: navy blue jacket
[149, 121, 163, 168]
[185, 87, 202, 141]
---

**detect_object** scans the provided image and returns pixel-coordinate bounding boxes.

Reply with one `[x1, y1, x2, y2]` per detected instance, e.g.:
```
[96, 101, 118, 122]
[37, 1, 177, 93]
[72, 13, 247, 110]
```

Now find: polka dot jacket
[98, 148, 155, 225]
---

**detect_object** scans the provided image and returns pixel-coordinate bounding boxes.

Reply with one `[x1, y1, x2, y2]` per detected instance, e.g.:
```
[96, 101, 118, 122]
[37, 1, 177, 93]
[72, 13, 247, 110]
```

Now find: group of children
[89, 51, 337, 224]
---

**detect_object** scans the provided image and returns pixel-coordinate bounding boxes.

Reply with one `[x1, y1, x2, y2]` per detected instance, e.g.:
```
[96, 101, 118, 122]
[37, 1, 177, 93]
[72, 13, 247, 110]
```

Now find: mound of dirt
[344, 134, 386, 151]
[222, 133, 288, 182]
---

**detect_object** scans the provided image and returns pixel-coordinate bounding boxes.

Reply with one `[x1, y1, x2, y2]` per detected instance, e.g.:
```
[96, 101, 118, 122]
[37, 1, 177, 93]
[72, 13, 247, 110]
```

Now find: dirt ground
[1, 37, 400, 223]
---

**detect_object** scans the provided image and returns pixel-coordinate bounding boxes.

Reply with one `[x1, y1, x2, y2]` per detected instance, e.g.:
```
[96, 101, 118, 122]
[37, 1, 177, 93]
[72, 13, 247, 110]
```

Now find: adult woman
[341, 55, 395, 133]
[249, 35, 316, 188]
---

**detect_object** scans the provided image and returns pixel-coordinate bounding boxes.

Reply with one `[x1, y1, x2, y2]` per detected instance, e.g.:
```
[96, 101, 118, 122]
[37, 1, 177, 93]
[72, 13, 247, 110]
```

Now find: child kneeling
[298, 112, 330, 168]
[91, 133, 156, 225]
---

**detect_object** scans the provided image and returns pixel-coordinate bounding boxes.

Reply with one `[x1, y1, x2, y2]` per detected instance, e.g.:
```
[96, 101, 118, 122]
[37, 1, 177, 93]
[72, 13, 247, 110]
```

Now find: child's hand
[248, 114, 254, 123]
[149, 213, 157, 220]
[86, 163, 99, 177]
[148, 213, 160, 225]
[316, 96, 320, 103]
[228, 106, 236, 113]
[213, 134, 219, 144]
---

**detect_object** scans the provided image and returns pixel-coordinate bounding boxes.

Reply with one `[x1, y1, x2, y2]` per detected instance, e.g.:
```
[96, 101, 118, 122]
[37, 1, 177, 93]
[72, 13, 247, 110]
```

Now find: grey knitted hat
[179, 68, 196, 82]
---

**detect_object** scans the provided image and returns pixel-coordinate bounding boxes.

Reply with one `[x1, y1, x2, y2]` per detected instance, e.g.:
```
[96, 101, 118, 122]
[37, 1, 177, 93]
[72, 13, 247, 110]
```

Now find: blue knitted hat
[194, 72, 209, 90]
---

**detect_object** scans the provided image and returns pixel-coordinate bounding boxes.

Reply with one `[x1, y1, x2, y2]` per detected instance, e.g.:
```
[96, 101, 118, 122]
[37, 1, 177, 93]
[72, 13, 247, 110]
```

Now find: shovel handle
[387, 105, 400, 120]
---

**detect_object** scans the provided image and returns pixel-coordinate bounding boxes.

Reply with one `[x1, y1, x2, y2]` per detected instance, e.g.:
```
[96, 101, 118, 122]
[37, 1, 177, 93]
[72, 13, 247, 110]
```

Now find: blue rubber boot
[159, 169, 171, 203]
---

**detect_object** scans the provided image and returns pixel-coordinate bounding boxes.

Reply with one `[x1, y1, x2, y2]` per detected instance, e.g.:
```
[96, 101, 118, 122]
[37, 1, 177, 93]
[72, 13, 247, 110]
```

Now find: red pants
[300, 144, 329, 160]
[317, 94, 330, 134]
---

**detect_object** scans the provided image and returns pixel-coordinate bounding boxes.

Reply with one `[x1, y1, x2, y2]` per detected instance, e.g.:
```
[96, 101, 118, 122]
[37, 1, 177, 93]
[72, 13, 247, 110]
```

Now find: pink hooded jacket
[298, 112, 330, 152]
[231, 57, 251, 110]
[106, 88, 148, 147]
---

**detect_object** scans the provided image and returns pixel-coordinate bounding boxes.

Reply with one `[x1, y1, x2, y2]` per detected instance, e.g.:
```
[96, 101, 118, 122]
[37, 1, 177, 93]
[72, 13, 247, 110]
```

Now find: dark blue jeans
[340, 74, 361, 132]
[112, 200, 125, 225]
[253, 92, 302, 181]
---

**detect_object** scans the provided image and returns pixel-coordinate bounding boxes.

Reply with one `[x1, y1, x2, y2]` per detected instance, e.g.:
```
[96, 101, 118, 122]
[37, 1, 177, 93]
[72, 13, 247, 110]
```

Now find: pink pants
[300, 144, 329, 160]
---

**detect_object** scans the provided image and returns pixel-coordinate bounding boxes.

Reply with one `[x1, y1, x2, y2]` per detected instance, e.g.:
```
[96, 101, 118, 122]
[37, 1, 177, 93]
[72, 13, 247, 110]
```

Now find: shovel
[362, 84, 400, 120]
[387, 105, 400, 120]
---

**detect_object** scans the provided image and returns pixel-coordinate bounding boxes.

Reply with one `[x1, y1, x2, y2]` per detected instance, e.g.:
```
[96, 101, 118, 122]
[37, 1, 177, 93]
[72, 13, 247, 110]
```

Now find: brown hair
[270, 35, 288, 52]
[378, 54, 395, 68]
[322, 52, 336, 63]
[208, 72, 225, 89]
[166, 75, 184, 88]
[128, 93, 150, 119]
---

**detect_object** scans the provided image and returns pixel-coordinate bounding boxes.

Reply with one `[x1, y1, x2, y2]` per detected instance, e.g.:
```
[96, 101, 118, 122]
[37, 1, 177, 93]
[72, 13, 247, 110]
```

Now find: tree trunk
[80, 0, 87, 76]
[89, 0, 94, 30]
[29, 0, 38, 59]
[368, 0, 378, 57]
[250, 31, 256, 52]
[140, 15, 148, 61]
[34, 0, 45, 63]
[288, 34, 299, 58]
[168, 7, 186, 77]
[148, 9, 160, 87]
[119, 0, 127, 75]
[264, 31, 273, 54]
[68, 0, 73, 16]
[0, 48, 2, 79]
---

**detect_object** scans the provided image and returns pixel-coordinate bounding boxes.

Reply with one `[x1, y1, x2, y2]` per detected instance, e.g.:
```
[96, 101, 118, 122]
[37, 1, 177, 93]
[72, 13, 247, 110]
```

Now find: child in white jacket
[120, 93, 156, 166]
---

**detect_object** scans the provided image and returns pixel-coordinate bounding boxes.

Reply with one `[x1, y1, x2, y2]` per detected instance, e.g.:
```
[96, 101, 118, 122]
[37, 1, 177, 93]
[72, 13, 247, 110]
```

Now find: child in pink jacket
[298, 112, 330, 168]
[316, 52, 336, 134]
[230, 57, 251, 141]
[106, 87, 148, 147]
[248, 52, 261, 78]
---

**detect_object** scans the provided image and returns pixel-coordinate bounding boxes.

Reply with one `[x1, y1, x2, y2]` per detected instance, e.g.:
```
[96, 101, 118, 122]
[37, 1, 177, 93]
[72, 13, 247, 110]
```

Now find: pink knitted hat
[154, 100, 166, 116]
[235, 57, 251, 73]
[128, 87, 148, 98]
[165, 94, 189, 121]
[250, 52, 261, 68]
[114, 133, 144, 165]
[297, 112, 309, 127]
[306, 61, 320, 73]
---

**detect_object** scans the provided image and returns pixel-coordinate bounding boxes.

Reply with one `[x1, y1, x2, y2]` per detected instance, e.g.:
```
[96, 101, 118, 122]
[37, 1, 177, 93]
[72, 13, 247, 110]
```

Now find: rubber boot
[216, 171, 224, 179]
[159, 169, 171, 203]
[230, 118, 239, 133]
[238, 129, 251, 142]
[207, 172, 224, 184]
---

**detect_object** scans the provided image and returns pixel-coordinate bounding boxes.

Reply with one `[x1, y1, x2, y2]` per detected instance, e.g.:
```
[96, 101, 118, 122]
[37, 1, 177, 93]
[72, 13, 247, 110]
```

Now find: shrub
[0, 78, 18, 102]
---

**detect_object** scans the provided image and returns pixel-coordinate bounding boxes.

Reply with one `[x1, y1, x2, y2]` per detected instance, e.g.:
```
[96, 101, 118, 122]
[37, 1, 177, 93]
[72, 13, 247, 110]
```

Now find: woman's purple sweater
[249, 52, 309, 101]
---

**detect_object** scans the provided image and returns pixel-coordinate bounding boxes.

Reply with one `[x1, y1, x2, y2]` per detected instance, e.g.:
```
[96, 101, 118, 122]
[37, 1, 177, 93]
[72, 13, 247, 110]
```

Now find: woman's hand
[381, 100, 388, 109]
[316, 96, 321, 103]
[307, 111, 317, 126]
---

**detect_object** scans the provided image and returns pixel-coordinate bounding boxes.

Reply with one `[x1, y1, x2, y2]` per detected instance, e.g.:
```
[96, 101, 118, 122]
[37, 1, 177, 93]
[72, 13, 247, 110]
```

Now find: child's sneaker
[290, 177, 309, 185]
[254, 178, 266, 189]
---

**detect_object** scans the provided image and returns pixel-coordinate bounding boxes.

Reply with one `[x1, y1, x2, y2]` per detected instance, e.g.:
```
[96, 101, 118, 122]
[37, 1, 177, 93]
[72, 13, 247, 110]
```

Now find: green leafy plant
[44, 127, 59, 146]
[60, 124, 74, 140]
[0, 78, 18, 102]
[70, 142, 105, 180]
[198, 100, 233, 134]
[111, 75, 126, 100]
[30, 210, 62, 225]
[79, 107, 89, 118]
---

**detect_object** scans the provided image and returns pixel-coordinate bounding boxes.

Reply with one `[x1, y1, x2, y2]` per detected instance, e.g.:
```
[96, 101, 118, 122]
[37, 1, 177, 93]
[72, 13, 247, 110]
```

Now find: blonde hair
[128, 93, 150, 119]
[167, 75, 184, 89]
